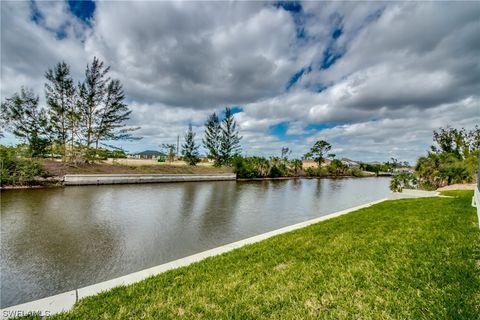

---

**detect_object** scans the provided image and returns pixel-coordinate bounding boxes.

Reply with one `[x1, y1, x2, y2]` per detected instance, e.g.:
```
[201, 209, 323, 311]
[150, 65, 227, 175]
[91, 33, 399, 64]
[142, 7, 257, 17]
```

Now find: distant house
[340, 158, 360, 167]
[133, 150, 165, 160]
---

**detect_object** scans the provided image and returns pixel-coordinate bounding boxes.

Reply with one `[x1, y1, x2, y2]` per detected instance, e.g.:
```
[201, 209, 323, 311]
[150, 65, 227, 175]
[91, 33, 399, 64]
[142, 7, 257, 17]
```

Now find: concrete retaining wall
[63, 174, 236, 186]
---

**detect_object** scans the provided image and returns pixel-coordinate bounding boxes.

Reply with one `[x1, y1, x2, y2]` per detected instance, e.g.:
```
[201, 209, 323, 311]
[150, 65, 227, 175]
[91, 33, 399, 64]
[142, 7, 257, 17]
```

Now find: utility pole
[176, 135, 180, 158]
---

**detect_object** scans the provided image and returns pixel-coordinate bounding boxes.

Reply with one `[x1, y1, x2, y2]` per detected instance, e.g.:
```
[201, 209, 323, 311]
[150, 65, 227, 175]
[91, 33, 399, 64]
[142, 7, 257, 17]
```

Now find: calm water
[1, 177, 390, 307]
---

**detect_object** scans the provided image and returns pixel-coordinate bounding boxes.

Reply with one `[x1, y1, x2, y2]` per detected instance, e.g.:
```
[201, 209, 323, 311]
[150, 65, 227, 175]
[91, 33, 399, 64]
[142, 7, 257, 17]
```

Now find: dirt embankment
[42, 160, 233, 177]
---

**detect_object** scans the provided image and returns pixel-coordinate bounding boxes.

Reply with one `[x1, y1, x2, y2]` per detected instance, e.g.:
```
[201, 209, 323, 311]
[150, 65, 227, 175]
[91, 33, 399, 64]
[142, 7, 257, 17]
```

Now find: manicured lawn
[27, 191, 479, 319]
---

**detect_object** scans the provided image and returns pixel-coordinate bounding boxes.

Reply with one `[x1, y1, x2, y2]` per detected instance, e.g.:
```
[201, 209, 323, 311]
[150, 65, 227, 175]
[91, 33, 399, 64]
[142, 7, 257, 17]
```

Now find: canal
[1, 177, 390, 307]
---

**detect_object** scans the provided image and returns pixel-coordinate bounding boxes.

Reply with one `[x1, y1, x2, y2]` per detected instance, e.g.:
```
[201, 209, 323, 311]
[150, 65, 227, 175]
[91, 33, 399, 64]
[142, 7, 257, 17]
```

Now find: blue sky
[1, 1, 479, 163]
[67, 0, 95, 22]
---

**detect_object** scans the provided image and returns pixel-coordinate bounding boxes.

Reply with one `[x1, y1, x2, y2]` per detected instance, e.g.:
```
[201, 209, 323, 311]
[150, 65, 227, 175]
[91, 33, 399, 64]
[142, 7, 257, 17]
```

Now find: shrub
[232, 157, 260, 178]
[268, 165, 282, 178]
[0, 145, 50, 186]
[327, 159, 347, 176]
[289, 159, 303, 176]
[349, 167, 364, 177]
[439, 161, 471, 185]
[389, 172, 417, 192]
[305, 167, 317, 177]
[390, 177, 402, 192]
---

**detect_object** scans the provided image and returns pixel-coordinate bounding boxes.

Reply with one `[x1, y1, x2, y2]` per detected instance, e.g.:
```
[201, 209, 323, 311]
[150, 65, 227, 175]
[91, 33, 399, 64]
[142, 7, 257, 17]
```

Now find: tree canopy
[1, 57, 140, 162]
[304, 140, 332, 167]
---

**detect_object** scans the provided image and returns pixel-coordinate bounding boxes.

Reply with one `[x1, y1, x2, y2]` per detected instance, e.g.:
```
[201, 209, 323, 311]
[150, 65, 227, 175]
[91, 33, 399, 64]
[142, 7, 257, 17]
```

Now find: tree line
[184, 125, 412, 179]
[415, 126, 479, 189]
[232, 141, 368, 179]
[1, 58, 138, 162]
[390, 125, 479, 191]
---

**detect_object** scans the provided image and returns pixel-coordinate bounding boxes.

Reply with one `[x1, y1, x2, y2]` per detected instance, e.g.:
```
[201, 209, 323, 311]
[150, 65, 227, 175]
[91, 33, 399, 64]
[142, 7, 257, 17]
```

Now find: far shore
[3, 158, 475, 190]
[237, 174, 377, 181]
[0, 159, 380, 189]
[1, 172, 380, 189]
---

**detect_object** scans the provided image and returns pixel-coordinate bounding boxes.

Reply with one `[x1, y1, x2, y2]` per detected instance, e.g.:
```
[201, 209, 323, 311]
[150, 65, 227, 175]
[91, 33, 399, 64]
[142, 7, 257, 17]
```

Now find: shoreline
[0, 179, 63, 190]
[1, 173, 385, 189]
[237, 174, 377, 181]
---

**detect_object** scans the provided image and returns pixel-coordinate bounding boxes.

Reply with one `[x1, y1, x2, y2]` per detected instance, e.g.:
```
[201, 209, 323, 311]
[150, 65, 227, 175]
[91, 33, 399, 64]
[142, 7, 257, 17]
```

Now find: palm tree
[290, 159, 303, 176]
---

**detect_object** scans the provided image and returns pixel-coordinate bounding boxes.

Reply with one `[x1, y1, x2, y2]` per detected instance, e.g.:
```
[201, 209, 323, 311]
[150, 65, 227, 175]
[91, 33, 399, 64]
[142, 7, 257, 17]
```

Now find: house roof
[135, 150, 164, 156]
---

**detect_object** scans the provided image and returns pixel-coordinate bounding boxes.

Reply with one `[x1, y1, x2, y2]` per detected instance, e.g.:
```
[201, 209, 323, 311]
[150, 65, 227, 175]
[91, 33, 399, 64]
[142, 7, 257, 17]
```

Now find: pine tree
[78, 57, 138, 160]
[202, 112, 222, 166]
[1, 87, 50, 157]
[304, 140, 332, 167]
[78, 57, 110, 159]
[94, 79, 136, 148]
[220, 107, 242, 165]
[182, 123, 200, 166]
[45, 61, 76, 161]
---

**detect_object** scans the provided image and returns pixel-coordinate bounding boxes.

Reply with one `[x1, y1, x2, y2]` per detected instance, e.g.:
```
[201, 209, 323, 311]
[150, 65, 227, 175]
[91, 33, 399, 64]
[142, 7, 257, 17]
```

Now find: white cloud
[85, 1, 299, 108]
[0, 1, 88, 103]
[1, 1, 479, 163]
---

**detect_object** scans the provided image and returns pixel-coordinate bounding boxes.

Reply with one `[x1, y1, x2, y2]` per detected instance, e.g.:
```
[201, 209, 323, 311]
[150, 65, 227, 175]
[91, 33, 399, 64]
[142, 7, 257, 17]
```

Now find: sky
[1, 1, 479, 163]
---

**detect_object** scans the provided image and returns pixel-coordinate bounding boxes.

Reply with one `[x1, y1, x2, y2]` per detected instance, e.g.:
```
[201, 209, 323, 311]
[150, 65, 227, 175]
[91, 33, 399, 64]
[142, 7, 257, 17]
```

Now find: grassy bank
[24, 191, 479, 319]
[42, 160, 232, 176]
[1, 160, 232, 188]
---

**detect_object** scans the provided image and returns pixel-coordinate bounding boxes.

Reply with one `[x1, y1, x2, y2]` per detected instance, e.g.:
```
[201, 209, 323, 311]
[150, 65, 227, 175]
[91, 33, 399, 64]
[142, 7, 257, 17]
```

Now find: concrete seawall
[63, 173, 236, 186]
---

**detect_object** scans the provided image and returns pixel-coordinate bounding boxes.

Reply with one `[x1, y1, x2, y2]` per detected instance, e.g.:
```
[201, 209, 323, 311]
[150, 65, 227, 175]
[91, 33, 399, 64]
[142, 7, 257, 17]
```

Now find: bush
[232, 156, 369, 179]
[327, 159, 347, 176]
[389, 172, 417, 192]
[0, 145, 50, 186]
[439, 161, 471, 185]
[349, 167, 364, 177]
[305, 167, 317, 177]
[268, 165, 282, 178]
[390, 177, 402, 192]
[232, 157, 260, 178]
[289, 159, 303, 176]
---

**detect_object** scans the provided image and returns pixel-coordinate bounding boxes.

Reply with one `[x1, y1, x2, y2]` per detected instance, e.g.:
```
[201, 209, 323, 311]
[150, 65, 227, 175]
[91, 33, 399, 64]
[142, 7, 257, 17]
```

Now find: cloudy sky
[1, 1, 479, 163]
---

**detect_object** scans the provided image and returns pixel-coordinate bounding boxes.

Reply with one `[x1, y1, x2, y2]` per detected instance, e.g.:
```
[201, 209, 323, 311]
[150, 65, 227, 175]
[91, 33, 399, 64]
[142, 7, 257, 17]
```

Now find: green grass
[27, 191, 480, 319]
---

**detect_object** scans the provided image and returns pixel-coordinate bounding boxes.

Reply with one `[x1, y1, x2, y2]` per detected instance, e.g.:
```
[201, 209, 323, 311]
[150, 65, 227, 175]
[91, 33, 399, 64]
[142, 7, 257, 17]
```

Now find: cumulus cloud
[306, 97, 480, 162]
[1, 1, 479, 162]
[85, 1, 299, 108]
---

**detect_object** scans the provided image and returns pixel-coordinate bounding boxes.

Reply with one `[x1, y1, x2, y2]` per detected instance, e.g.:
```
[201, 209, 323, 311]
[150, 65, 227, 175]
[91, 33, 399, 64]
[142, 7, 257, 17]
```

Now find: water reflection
[1, 177, 390, 307]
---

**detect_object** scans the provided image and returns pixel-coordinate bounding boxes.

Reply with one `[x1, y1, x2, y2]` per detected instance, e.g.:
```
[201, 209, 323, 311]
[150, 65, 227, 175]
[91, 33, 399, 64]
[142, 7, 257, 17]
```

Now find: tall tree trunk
[86, 115, 92, 163]
[62, 118, 67, 162]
